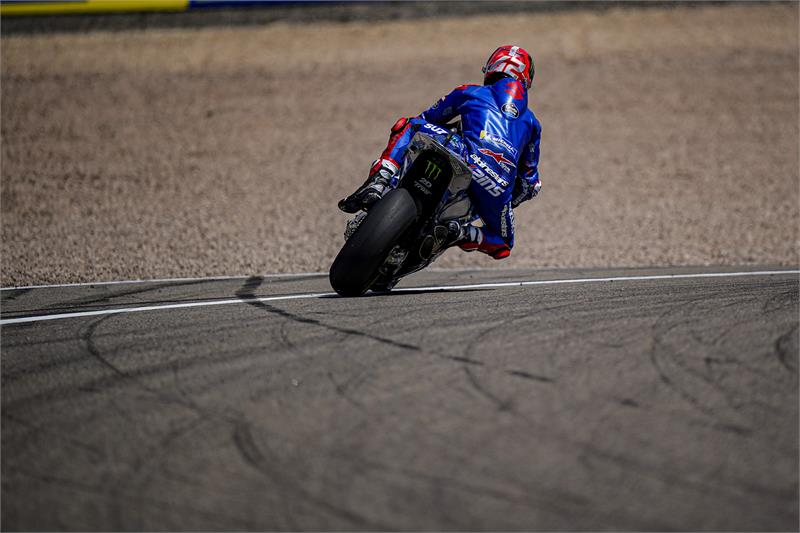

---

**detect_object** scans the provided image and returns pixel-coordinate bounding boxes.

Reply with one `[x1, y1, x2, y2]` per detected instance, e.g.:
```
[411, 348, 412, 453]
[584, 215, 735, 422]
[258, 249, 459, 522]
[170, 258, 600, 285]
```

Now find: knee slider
[491, 247, 511, 260]
[478, 240, 511, 259]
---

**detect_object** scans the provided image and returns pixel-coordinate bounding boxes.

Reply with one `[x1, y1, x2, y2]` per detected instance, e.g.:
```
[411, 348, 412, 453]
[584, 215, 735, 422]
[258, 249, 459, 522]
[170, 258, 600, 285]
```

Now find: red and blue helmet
[482, 45, 535, 89]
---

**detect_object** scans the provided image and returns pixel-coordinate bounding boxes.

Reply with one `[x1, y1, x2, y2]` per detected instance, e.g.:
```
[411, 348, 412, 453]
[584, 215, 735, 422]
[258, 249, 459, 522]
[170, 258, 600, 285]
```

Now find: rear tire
[330, 188, 417, 297]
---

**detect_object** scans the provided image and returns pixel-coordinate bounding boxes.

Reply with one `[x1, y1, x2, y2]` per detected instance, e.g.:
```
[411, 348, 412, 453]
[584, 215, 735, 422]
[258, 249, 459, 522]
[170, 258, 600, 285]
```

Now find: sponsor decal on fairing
[423, 123, 448, 135]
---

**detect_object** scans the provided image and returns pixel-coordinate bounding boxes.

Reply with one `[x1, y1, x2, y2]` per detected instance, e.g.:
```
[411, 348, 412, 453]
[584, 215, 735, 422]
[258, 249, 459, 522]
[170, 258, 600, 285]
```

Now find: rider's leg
[338, 117, 415, 213]
[456, 184, 515, 259]
[457, 224, 512, 259]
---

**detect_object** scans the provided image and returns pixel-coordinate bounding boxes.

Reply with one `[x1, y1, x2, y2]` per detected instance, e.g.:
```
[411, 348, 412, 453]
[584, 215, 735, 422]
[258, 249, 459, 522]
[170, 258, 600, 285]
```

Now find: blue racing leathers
[375, 77, 542, 258]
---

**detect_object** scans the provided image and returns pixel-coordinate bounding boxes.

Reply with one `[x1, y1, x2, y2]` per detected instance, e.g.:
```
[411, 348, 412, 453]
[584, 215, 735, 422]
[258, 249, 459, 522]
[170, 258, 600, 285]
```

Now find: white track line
[0, 272, 327, 291]
[0, 292, 336, 326]
[1, 270, 797, 326]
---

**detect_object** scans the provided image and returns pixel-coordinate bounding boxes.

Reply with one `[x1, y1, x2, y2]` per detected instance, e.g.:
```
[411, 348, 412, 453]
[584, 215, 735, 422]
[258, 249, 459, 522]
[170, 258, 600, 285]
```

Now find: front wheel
[330, 188, 417, 297]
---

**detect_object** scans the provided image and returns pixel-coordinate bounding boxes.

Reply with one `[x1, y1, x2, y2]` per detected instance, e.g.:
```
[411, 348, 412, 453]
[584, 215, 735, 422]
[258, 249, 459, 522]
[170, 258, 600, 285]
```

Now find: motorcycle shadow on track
[235, 275, 486, 305]
[319, 287, 491, 298]
[234, 276, 470, 350]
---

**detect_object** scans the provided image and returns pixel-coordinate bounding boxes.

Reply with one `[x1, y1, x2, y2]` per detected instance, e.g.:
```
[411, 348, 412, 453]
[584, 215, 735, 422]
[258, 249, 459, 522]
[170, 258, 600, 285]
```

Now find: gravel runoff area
[1, 3, 798, 286]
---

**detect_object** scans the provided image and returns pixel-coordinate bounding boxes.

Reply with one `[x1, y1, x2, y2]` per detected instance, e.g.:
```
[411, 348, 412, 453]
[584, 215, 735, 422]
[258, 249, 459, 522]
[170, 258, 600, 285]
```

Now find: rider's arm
[511, 119, 542, 208]
[379, 85, 477, 164]
[419, 85, 477, 126]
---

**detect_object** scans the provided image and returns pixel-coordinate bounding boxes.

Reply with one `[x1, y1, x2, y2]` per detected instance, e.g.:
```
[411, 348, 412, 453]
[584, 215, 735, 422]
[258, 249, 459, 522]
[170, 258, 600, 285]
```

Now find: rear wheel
[330, 188, 418, 296]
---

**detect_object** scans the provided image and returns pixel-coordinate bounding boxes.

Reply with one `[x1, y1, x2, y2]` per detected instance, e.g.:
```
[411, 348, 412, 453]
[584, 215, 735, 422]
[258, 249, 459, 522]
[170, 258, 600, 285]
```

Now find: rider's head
[482, 45, 535, 89]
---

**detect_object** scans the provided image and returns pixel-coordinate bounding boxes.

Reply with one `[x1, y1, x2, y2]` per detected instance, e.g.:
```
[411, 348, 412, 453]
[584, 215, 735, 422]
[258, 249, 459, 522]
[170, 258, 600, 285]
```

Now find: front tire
[330, 188, 417, 297]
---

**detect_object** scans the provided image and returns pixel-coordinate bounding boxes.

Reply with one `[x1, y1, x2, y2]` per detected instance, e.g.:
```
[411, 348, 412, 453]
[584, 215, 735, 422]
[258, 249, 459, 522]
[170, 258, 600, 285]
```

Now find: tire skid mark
[506, 369, 554, 382]
[9, 458, 255, 531]
[463, 366, 514, 413]
[454, 299, 561, 402]
[650, 337, 751, 432]
[2, 420, 252, 529]
[330, 307, 429, 398]
[2, 347, 94, 383]
[762, 287, 798, 314]
[277, 317, 297, 351]
[316, 306, 425, 402]
[576, 438, 795, 517]
[2, 310, 282, 387]
[76, 312, 289, 529]
[5, 279, 212, 317]
[236, 276, 420, 352]
[83, 328, 320, 530]
[110, 416, 209, 530]
[4, 464, 122, 497]
[711, 287, 795, 390]
[461, 301, 520, 362]
[328, 362, 379, 404]
[3, 272, 796, 530]
[7, 460, 255, 531]
[232, 421, 389, 529]
[81, 314, 232, 407]
[1, 412, 106, 460]
[237, 277, 425, 408]
[0, 287, 31, 302]
[326, 371, 365, 409]
[73, 286, 381, 529]
[693, 293, 790, 382]
[647, 295, 780, 435]
[447, 355, 484, 366]
[360, 295, 560, 400]
[77, 314, 205, 412]
[774, 324, 799, 372]
[3, 339, 284, 412]
[229, 420, 302, 531]
[462, 295, 575, 360]
[8, 315, 324, 409]
[331, 451, 601, 525]
[382, 380, 788, 527]
[670, 329, 763, 416]
[76, 314, 213, 528]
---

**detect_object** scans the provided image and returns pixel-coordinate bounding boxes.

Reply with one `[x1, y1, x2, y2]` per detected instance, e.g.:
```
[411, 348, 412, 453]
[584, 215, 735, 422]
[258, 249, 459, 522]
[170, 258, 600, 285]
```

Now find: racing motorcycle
[330, 123, 479, 297]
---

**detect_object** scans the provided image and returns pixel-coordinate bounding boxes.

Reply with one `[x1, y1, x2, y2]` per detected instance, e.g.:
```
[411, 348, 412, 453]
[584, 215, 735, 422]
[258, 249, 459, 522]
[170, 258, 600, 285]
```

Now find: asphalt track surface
[1, 266, 798, 531]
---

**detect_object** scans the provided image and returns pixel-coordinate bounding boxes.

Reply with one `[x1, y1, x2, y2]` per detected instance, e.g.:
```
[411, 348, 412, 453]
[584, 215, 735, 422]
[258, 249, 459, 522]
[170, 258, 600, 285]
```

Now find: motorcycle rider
[339, 45, 542, 260]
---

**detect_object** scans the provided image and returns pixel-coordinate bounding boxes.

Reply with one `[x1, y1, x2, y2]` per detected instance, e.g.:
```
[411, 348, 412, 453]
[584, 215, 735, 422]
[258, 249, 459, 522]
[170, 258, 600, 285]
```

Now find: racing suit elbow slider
[390, 117, 410, 133]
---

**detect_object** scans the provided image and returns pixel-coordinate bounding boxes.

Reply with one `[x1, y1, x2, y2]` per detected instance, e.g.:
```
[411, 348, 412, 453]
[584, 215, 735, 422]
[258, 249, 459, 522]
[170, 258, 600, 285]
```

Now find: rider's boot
[418, 220, 480, 260]
[447, 220, 482, 250]
[451, 221, 511, 259]
[338, 159, 399, 214]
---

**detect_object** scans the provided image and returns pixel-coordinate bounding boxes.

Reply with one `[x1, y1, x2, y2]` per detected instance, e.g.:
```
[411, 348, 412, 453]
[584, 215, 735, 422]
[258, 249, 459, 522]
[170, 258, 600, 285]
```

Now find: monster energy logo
[424, 160, 442, 181]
